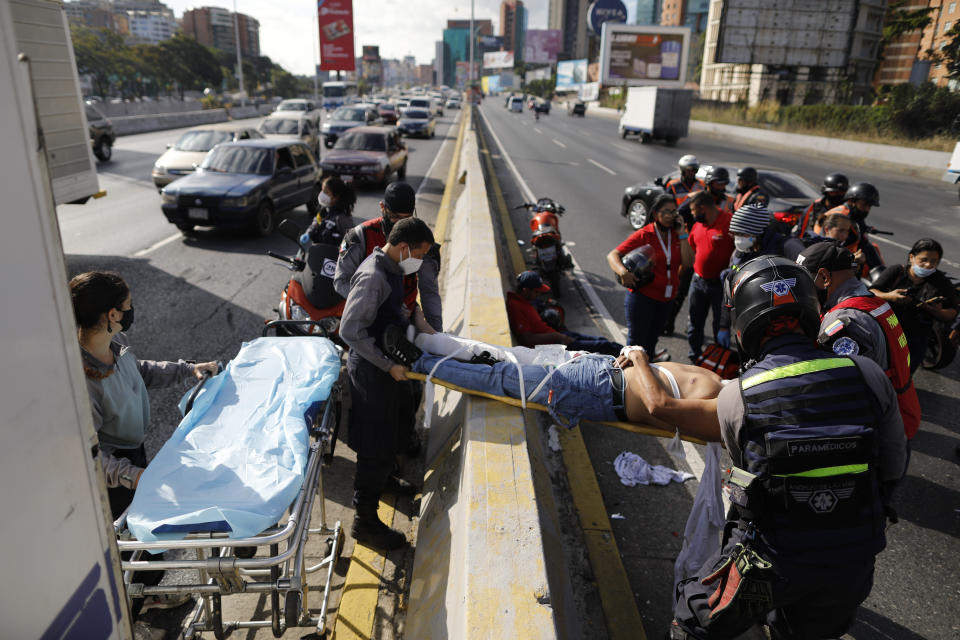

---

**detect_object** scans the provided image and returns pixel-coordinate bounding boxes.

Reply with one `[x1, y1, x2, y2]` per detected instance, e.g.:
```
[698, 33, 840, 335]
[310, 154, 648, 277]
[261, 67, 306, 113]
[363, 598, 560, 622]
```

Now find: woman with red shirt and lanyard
[607, 194, 690, 356]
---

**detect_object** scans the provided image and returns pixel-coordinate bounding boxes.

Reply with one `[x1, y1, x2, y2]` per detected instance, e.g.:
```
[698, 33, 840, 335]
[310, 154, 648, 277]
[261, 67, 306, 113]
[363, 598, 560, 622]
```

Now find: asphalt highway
[479, 100, 960, 640]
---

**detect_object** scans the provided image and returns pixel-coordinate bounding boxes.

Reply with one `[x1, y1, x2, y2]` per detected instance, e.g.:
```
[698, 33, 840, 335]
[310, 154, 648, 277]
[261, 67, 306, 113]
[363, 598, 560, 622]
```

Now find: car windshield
[175, 130, 233, 152]
[332, 108, 365, 121]
[759, 171, 820, 200]
[334, 132, 386, 151]
[277, 101, 306, 111]
[379, 104, 395, 111]
[403, 109, 429, 119]
[410, 100, 429, 107]
[202, 146, 272, 174]
[260, 119, 300, 135]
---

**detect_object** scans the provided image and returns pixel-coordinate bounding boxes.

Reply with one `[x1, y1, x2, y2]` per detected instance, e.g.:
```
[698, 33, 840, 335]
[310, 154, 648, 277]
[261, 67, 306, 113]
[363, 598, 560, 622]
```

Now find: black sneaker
[351, 507, 406, 551]
[382, 325, 422, 367]
[468, 350, 500, 365]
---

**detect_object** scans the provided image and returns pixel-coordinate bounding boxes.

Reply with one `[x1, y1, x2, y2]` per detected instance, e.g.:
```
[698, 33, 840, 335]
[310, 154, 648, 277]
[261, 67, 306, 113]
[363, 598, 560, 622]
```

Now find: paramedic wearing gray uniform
[334, 181, 443, 331]
[339, 217, 436, 551]
[70, 271, 218, 616]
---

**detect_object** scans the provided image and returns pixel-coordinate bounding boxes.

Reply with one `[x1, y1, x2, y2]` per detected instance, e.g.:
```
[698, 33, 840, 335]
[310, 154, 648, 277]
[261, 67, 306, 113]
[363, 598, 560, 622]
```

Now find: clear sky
[164, 0, 550, 75]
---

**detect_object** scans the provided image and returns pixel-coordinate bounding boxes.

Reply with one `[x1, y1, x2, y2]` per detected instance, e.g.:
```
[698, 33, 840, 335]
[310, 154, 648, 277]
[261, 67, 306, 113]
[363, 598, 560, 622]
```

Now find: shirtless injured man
[384, 328, 726, 441]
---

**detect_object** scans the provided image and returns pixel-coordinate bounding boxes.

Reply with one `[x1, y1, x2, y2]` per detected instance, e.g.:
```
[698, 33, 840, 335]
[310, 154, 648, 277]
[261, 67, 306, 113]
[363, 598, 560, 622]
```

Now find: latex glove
[716, 329, 731, 348]
[299, 232, 311, 245]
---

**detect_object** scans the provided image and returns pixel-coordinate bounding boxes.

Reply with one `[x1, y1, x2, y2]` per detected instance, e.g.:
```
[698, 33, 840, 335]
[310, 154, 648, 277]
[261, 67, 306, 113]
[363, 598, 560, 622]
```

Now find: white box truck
[618, 86, 693, 146]
[1, 0, 129, 636]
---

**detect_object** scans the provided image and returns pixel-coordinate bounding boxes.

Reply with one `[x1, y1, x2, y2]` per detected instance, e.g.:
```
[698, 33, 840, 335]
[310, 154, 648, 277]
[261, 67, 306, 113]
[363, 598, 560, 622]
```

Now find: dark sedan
[396, 108, 436, 138]
[321, 106, 383, 148]
[619, 163, 820, 230]
[160, 140, 321, 236]
[377, 103, 399, 124]
[320, 127, 408, 187]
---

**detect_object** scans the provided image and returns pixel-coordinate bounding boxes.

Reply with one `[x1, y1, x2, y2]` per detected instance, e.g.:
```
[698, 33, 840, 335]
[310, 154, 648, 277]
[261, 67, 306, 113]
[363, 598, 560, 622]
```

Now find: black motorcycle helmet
[844, 182, 879, 207]
[821, 172, 849, 196]
[737, 166, 758, 185]
[621, 245, 656, 288]
[729, 256, 821, 360]
[705, 166, 730, 186]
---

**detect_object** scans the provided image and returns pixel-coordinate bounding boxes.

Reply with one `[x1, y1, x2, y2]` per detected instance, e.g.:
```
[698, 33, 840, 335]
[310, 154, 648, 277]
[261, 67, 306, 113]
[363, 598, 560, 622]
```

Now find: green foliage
[882, 0, 935, 49]
[928, 23, 960, 84]
[525, 78, 555, 99]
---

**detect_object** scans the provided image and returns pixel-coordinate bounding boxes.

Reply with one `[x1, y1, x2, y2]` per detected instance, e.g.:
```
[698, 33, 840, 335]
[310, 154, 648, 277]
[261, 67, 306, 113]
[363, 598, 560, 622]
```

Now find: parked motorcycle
[267, 219, 345, 342]
[923, 275, 959, 370]
[516, 197, 573, 295]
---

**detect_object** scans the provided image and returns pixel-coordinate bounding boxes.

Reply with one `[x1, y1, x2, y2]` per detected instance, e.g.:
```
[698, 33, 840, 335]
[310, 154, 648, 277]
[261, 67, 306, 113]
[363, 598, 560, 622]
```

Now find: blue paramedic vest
[736, 335, 886, 565]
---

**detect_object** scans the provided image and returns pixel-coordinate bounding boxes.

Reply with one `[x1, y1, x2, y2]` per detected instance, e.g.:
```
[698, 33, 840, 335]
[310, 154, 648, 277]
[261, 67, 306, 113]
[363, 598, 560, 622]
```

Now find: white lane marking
[615, 142, 634, 152]
[872, 234, 960, 270]
[534, 127, 543, 134]
[132, 232, 181, 257]
[416, 110, 461, 197]
[479, 107, 709, 486]
[552, 138, 567, 148]
[588, 158, 617, 176]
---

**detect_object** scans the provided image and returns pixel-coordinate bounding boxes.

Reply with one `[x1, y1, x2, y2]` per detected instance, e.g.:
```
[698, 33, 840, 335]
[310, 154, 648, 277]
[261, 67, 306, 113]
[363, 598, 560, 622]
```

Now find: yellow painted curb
[330, 495, 398, 640]
[433, 105, 470, 247]
[558, 427, 647, 640]
[475, 111, 527, 275]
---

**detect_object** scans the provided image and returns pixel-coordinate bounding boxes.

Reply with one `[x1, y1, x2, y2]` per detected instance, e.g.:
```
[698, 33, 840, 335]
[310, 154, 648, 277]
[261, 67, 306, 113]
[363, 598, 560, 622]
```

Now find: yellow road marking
[331, 495, 398, 640]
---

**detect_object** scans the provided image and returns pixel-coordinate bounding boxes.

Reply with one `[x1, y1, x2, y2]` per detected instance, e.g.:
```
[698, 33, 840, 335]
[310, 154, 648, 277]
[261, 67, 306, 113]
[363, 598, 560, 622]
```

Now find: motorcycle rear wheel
[923, 323, 957, 370]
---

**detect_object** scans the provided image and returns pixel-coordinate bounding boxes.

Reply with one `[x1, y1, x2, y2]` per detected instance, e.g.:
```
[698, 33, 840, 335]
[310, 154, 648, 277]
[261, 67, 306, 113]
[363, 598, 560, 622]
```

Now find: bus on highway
[322, 81, 358, 110]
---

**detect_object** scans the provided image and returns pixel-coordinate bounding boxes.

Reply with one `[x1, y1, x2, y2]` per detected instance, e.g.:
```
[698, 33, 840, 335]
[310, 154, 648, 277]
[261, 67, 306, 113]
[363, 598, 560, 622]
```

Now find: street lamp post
[469, 0, 474, 85]
[233, 0, 245, 106]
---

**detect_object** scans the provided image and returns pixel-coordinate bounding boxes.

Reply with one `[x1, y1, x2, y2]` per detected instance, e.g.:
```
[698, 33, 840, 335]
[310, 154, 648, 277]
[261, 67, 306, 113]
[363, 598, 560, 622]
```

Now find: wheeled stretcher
[112, 324, 347, 638]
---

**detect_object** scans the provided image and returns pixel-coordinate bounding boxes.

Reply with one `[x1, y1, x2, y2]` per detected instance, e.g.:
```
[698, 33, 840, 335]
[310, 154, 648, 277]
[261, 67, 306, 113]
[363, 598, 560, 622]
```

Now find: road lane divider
[588, 158, 617, 176]
[552, 138, 567, 148]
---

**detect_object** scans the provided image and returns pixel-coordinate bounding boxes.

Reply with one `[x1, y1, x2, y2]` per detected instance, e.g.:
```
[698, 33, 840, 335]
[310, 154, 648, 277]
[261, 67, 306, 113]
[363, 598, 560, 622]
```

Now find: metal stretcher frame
[112, 321, 347, 639]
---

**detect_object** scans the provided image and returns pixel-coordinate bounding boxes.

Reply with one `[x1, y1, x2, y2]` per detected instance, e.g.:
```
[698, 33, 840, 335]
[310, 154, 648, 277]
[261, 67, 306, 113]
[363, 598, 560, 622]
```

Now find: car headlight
[321, 123, 331, 132]
[153, 165, 166, 175]
[222, 194, 252, 208]
[160, 192, 177, 205]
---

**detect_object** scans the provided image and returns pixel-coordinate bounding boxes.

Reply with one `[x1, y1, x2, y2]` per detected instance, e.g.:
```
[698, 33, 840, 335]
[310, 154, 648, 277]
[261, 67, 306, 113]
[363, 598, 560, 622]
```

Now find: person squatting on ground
[607, 193, 689, 357]
[70, 271, 218, 617]
[869, 237, 958, 374]
[338, 217, 437, 551]
[505, 270, 623, 357]
[685, 189, 736, 360]
[623, 256, 906, 640]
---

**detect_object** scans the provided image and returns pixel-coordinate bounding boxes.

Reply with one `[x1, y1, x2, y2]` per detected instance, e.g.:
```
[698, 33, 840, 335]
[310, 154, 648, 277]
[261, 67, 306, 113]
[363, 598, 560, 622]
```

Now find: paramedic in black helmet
[625, 255, 906, 640]
[733, 167, 769, 211]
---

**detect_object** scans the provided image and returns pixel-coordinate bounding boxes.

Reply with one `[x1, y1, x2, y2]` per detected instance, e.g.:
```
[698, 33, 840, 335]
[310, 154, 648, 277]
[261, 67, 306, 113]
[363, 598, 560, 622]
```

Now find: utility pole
[469, 0, 475, 85]
[312, 10, 319, 100]
[233, 0, 245, 106]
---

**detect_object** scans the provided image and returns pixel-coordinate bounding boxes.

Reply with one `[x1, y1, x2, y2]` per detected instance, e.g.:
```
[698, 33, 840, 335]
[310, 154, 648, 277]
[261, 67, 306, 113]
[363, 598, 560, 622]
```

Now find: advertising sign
[556, 58, 588, 90]
[598, 24, 690, 87]
[483, 50, 515, 69]
[579, 82, 600, 101]
[482, 74, 502, 94]
[524, 29, 563, 64]
[455, 61, 478, 87]
[526, 66, 551, 83]
[717, 0, 855, 67]
[318, 0, 355, 72]
[587, 0, 628, 37]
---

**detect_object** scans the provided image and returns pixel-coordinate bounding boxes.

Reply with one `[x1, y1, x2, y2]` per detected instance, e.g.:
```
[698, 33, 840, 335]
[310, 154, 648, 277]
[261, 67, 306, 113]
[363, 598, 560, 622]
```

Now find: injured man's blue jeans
[411, 352, 623, 427]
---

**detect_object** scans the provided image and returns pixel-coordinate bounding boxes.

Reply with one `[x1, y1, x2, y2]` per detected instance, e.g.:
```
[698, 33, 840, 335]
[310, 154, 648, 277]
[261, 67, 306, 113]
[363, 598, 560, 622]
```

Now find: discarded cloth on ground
[613, 451, 694, 487]
[126, 337, 341, 543]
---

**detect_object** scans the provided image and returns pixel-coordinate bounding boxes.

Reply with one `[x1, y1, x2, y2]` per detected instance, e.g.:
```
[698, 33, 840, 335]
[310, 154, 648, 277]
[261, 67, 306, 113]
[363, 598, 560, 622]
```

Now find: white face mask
[318, 191, 333, 208]
[399, 246, 422, 275]
[912, 264, 935, 278]
[734, 235, 755, 252]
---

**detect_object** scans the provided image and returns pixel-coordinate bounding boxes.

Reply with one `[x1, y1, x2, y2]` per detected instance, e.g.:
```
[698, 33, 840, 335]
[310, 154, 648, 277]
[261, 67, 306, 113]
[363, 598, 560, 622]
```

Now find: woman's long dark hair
[69, 271, 128, 330]
[323, 176, 357, 215]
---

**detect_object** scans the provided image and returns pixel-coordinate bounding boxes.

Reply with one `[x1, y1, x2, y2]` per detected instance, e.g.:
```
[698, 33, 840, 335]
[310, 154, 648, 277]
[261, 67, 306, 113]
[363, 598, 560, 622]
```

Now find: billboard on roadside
[318, 0, 355, 72]
[526, 66, 551, 83]
[598, 23, 690, 87]
[456, 61, 478, 87]
[524, 29, 562, 64]
[556, 58, 588, 90]
[716, 0, 856, 67]
[482, 75, 502, 94]
[483, 50, 514, 69]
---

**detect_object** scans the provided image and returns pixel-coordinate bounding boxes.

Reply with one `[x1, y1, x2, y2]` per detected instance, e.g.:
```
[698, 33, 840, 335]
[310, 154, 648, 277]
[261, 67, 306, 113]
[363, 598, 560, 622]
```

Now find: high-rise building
[418, 64, 435, 86]
[547, 0, 589, 59]
[700, 0, 885, 105]
[873, 1, 960, 89]
[500, 1, 527, 60]
[661, 0, 708, 31]
[635, 0, 662, 25]
[65, 0, 176, 43]
[181, 6, 260, 58]
[442, 19, 494, 86]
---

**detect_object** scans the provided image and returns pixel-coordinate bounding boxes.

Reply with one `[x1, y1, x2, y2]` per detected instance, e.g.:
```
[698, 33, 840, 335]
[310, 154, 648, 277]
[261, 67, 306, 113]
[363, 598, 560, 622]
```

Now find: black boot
[351, 503, 406, 551]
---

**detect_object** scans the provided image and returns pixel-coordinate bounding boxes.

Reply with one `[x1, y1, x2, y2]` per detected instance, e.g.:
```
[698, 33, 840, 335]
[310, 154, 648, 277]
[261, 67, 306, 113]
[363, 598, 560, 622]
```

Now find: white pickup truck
[942, 141, 960, 198]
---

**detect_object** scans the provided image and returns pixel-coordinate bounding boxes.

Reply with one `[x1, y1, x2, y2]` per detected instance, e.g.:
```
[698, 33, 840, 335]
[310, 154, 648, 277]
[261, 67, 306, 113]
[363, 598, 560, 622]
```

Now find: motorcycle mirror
[278, 218, 302, 244]
[654, 177, 664, 187]
[517, 240, 526, 246]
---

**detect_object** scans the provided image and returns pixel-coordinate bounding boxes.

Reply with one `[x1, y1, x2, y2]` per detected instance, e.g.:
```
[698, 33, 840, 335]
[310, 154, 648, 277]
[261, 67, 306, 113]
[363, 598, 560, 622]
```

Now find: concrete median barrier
[405, 106, 569, 639]
[110, 108, 228, 136]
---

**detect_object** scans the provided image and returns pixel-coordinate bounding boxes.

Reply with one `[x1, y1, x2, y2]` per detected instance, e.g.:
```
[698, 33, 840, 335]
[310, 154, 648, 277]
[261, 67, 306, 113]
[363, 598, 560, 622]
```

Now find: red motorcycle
[516, 197, 572, 294]
[267, 219, 345, 342]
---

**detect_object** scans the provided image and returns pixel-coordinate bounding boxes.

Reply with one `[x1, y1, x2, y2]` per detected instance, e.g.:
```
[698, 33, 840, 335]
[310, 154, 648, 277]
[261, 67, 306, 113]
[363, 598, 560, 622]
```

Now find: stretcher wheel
[285, 589, 302, 629]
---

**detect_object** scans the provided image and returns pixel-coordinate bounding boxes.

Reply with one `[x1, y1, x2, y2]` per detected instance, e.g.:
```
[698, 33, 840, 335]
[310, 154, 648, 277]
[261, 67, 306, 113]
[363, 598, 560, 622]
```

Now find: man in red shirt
[686, 190, 735, 360]
[506, 271, 622, 356]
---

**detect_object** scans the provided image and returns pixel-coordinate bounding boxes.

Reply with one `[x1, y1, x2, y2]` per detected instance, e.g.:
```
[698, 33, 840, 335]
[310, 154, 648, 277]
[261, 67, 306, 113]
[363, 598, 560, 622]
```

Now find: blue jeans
[563, 330, 623, 357]
[687, 274, 723, 359]
[412, 353, 621, 427]
[625, 290, 674, 354]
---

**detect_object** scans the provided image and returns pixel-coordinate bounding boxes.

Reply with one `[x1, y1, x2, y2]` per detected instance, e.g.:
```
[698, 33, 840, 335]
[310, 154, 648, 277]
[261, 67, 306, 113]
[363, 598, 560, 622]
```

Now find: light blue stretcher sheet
[126, 337, 341, 543]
